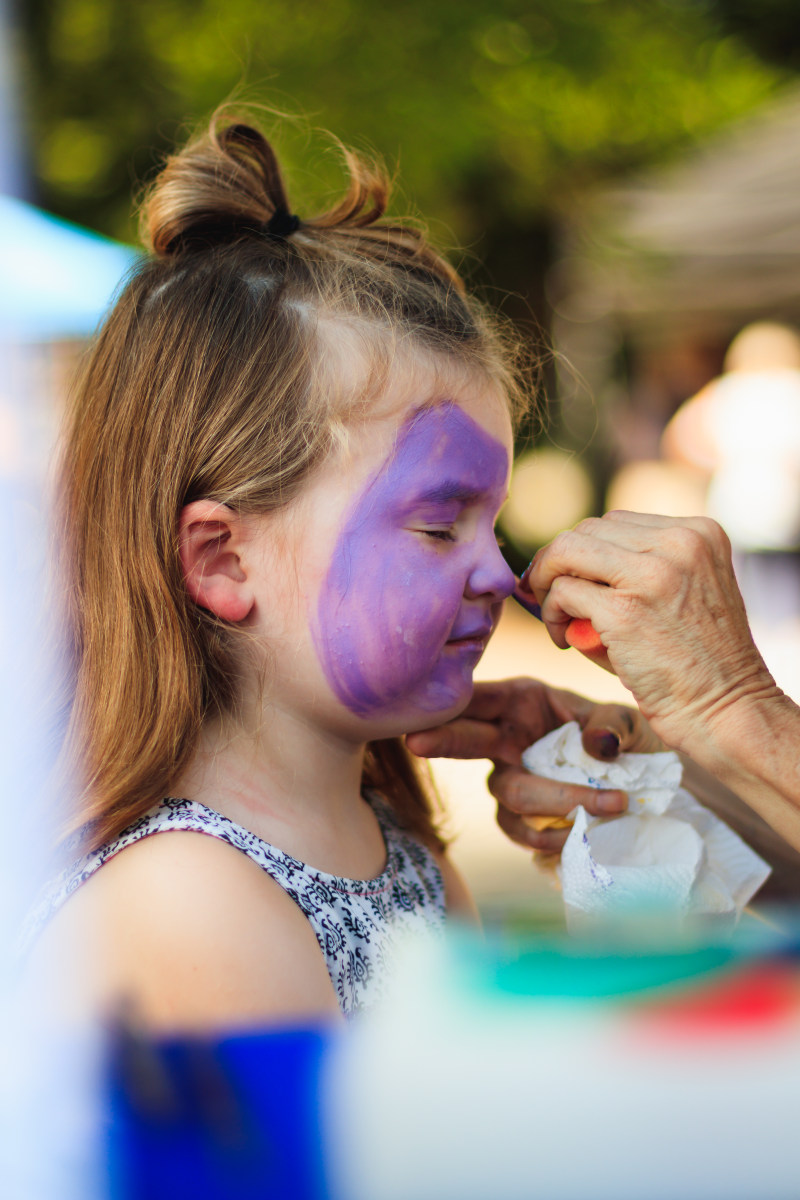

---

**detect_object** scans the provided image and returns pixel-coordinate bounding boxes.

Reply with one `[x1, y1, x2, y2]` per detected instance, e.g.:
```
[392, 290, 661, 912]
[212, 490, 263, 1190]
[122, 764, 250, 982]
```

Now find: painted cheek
[317, 528, 463, 717]
[313, 403, 509, 719]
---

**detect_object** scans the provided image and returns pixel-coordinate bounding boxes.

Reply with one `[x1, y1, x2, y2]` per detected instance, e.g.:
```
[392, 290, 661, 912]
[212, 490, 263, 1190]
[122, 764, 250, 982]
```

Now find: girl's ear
[178, 500, 255, 623]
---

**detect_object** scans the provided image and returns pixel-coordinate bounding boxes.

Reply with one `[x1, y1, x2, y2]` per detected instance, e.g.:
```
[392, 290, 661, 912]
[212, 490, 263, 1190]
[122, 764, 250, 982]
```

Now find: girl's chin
[347, 693, 472, 742]
[331, 664, 477, 737]
[400, 687, 475, 735]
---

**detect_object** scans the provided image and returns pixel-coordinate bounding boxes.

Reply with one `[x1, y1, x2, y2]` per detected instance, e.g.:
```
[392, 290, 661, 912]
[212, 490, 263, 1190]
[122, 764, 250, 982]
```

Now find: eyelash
[418, 529, 506, 546]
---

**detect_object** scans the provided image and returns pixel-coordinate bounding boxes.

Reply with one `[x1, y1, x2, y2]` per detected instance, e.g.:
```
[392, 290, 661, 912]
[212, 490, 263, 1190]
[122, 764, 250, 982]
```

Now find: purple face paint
[312, 403, 514, 720]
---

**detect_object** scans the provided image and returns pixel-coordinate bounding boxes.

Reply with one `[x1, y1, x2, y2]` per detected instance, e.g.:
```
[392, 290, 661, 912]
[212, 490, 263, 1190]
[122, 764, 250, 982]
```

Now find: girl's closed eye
[421, 527, 456, 542]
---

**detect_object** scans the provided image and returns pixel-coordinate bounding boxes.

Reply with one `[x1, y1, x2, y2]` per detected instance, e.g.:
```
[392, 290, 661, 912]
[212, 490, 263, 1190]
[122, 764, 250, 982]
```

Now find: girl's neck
[169, 703, 386, 878]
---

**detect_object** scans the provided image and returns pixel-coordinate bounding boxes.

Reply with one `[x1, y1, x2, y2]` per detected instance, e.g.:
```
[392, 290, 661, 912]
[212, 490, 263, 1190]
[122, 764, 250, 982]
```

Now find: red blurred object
[565, 617, 604, 654]
[634, 963, 800, 1043]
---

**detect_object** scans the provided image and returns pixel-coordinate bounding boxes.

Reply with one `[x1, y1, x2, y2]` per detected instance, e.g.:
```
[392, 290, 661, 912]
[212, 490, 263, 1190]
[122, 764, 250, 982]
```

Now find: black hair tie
[265, 207, 301, 239]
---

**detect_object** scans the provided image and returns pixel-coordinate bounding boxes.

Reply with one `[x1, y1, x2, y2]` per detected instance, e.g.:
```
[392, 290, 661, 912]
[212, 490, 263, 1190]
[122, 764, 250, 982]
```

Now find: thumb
[580, 704, 664, 760]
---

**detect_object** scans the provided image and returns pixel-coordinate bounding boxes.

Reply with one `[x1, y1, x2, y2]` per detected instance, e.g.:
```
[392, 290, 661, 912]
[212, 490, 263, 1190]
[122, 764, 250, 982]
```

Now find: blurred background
[3, 0, 800, 905]
[5, 12, 800, 1192]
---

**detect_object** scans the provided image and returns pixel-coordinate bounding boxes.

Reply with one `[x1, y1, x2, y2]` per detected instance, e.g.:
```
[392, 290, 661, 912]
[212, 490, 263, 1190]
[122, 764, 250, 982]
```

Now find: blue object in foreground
[107, 1025, 333, 1200]
[0, 194, 137, 341]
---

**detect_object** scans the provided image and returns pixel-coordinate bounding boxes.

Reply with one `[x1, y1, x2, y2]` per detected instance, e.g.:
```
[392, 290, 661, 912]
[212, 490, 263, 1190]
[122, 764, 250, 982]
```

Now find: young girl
[31, 113, 529, 1030]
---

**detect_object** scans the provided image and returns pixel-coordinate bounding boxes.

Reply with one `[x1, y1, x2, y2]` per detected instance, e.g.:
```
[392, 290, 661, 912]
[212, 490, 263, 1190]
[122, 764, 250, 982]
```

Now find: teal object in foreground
[451, 933, 741, 1003]
[0, 194, 137, 340]
[444, 915, 798, 1003]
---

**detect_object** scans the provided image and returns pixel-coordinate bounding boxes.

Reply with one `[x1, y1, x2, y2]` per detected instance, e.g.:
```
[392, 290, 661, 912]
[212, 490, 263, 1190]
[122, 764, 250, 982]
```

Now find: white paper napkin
[522, 722, 771, 928]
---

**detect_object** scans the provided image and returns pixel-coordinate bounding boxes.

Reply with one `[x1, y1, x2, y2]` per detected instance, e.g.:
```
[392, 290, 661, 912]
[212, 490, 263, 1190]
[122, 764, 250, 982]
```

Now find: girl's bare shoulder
[29, 830, 341, 1030]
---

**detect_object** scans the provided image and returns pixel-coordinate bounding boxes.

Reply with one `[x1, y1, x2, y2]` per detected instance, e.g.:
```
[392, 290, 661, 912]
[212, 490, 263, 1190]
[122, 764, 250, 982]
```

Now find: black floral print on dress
[26, 794, 447, 1017]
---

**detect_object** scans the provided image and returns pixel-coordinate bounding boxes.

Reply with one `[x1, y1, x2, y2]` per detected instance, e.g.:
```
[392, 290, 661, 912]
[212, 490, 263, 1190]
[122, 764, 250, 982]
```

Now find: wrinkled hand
[406, 677, 661, 853]
[523, 512, 780, 758]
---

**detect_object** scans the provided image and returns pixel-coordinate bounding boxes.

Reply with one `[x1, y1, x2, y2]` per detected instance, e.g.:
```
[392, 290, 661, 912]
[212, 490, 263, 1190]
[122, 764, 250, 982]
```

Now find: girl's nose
[465, 535, 515, 601]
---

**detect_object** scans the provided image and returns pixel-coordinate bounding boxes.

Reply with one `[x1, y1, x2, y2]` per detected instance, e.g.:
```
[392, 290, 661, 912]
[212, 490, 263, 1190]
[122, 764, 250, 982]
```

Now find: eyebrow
[413, 482, 486, 505]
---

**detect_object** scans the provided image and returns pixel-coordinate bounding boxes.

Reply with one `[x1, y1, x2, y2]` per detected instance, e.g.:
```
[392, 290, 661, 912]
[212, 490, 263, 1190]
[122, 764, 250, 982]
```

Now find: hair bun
[142, 111, 463, 292]
[143, 118, 294, 256]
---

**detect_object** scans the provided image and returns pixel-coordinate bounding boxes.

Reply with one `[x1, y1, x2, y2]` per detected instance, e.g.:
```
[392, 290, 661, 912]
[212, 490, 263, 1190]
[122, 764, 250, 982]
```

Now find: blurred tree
[710, 0, 800, 71]
[10, 0, 791, 479]
[16, 0, 785, 245]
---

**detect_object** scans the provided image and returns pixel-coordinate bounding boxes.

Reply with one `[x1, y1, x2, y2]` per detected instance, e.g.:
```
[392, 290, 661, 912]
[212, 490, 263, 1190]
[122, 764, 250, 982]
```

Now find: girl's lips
[444, 637, 489, 661]
[446, 622, 493, 648]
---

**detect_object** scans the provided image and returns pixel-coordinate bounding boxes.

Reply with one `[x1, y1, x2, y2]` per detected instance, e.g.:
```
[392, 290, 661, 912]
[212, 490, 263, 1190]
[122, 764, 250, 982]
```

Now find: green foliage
[710, 0, 800, 71]
[17, 0, 785, 250]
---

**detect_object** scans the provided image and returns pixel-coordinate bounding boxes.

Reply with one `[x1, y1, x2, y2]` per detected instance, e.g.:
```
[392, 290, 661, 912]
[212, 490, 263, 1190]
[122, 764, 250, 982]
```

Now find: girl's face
[251, 365, 514, 739]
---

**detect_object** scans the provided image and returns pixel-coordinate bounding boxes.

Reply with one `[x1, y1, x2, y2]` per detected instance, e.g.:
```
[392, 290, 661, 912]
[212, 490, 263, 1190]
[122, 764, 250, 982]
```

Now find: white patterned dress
[27, 795, 447, 1017]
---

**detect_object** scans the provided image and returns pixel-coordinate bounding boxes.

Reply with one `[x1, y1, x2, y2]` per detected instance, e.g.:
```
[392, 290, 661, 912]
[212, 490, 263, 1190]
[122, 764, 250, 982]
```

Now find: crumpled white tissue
[521, 722, 771, 927]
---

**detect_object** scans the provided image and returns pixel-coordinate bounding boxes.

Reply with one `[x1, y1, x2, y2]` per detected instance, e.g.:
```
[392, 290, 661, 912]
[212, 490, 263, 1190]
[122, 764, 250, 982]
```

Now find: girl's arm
[27, 831, 343, 1032]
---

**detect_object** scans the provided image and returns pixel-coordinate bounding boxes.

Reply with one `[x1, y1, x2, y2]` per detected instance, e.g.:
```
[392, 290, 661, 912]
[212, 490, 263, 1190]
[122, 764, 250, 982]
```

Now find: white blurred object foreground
[0, 347, 104, 1198]
[324, 930, 800, 1200]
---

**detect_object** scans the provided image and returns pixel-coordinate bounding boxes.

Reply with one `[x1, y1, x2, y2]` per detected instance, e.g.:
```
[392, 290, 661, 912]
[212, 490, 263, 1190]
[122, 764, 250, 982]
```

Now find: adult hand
[522, 512, 783, 760]
[406, 678, 660, 852]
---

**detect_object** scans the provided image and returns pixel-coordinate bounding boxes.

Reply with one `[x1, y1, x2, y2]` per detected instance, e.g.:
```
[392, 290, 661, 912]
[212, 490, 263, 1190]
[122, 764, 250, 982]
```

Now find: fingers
[488, 763, 627, 821]
[406, 680, 544, 764]
[406, 718, 515, 762]
[529, 511, 741, 656]
[411, 681, 653, 764]
[581, 711, 623, 760]
[538, 574, 613, 645]
[496, 802, 571, 853]
[588, 514, 734, 579]
[527, 530, 638, 605]
[407, 679, 605, 766]
[603, 510, 716, 533]
[491, 764, 627, 851]
[526, 514, 732, 609]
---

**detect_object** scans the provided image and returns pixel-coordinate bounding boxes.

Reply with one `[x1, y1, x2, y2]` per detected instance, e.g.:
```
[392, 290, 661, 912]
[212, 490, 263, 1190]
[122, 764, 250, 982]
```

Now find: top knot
[265, 207, 301, 239]
[140, 109, 464, 291]
[142, 117, 296, 257]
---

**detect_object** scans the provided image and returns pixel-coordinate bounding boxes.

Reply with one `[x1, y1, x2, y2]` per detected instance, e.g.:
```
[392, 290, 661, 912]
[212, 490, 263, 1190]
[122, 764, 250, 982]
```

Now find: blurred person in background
[663, 322, 800, 630]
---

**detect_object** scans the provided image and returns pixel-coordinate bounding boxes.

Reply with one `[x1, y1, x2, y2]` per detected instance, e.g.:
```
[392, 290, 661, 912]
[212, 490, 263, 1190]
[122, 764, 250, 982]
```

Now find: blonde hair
[56, 113, 529, 853]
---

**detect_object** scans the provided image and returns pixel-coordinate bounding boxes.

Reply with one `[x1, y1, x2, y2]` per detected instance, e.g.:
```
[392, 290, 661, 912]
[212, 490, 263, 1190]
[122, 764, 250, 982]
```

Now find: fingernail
[596, 790, 627, 814]
[594, 730, 621, 760]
